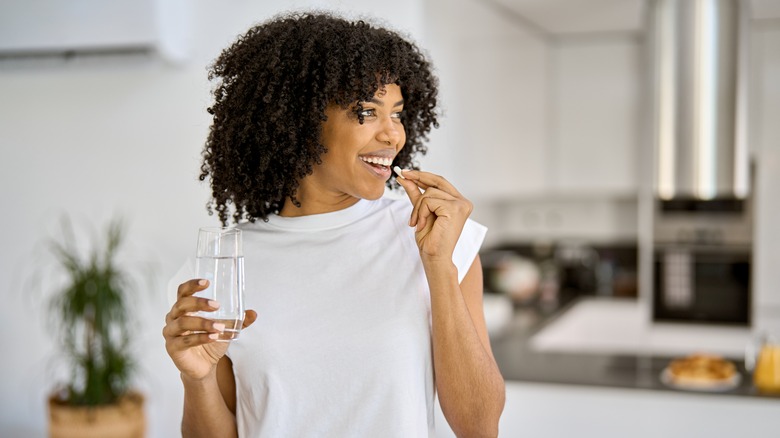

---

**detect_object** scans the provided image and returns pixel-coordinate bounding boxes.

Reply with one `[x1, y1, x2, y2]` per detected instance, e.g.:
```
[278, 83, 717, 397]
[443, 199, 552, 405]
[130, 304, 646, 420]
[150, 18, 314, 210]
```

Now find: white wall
[0, 1, 423, 436]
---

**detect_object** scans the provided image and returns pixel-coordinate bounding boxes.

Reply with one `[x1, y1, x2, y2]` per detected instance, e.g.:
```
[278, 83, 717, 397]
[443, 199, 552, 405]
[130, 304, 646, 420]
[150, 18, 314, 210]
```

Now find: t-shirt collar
[264, 198, 376, 230]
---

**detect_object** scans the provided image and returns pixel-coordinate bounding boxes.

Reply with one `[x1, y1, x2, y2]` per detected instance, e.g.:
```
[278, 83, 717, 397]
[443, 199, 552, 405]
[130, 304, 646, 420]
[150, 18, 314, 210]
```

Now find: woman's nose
[377, 118, 402, 147]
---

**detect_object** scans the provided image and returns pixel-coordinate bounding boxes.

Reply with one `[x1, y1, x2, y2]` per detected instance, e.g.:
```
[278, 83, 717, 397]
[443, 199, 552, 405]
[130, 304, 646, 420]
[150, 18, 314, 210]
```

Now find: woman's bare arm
[426, 256, 505, 438]
[396, 170, 505, 437]
[181, 357, 238, 438]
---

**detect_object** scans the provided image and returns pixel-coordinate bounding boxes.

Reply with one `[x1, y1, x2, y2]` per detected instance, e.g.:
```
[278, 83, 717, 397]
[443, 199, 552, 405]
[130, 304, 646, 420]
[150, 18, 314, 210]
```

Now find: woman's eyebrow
[368, 98, 405, 107]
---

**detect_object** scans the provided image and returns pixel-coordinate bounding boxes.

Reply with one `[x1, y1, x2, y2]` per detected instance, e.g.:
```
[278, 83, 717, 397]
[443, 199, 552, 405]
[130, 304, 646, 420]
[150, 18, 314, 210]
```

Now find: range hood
[650, 0, 750, 201]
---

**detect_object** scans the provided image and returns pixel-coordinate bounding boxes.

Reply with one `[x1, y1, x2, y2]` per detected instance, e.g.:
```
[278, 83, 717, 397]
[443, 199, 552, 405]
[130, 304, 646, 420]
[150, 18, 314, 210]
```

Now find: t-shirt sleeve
[452, 218, 487, 284]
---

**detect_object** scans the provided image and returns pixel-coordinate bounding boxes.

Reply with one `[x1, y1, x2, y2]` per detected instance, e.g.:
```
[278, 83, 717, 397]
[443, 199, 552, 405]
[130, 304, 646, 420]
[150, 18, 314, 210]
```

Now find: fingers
[162, 314, 224, 339]
[396, 174, 423, 205]
[242, 310, 258, 329]
[409, 187, 457, 230]
[415, 193, 453, 232]
[397, 170, 468, 228]
[166, 332, 221, 351]
[163, 310, 259, 354]
[399, 169, 462, 198]
[163, 279, 259, 356]
[177, 278, 209, 300]
[165, 295, 220, 324]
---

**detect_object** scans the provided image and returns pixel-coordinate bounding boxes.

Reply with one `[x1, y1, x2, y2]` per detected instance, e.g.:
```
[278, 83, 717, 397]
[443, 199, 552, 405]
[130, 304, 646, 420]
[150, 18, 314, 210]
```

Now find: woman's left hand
[396, 169, 473, 262]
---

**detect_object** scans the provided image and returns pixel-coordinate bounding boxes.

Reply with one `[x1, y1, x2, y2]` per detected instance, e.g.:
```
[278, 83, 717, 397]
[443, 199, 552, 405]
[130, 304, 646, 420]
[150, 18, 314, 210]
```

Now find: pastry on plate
[663, 354, 739, 390]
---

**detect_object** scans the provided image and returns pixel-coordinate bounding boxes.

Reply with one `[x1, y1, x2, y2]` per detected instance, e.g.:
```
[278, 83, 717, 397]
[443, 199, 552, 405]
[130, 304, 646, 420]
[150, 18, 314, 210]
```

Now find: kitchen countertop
[489, 297, 780, 400]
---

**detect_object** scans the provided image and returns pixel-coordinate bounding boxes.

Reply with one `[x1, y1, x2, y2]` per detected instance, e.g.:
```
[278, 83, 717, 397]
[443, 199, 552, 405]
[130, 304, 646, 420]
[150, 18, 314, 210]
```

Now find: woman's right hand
[163, 279, 257, 381]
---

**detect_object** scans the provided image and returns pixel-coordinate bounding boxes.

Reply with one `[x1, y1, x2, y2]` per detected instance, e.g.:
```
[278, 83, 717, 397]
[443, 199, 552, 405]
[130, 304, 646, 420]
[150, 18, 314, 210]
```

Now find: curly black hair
[199, 11, 440, 225]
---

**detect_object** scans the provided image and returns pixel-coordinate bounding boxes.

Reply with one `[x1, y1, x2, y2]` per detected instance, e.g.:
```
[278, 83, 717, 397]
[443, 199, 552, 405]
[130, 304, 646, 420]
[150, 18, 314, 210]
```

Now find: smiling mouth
[359, 156, 393, 171]
[358, 155, 393, 179]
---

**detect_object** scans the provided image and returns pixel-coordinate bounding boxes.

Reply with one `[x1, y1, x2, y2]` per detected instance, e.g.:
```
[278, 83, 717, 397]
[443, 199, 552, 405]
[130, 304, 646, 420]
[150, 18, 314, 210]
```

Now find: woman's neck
[278, 190, 361, 217]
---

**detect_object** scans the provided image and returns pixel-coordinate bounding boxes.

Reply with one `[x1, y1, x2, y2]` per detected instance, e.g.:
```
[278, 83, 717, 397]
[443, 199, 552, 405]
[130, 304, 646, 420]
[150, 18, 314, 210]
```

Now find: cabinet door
[552, 38, 641, 196]
[450, 35, 551, 200]
[423, 0, 552, 200]
[753, 26, 780, 313]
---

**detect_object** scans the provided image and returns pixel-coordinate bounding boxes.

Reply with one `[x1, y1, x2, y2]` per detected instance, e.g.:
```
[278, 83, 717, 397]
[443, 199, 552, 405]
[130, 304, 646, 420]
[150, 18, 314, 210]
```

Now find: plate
[660, 367, 741, 392]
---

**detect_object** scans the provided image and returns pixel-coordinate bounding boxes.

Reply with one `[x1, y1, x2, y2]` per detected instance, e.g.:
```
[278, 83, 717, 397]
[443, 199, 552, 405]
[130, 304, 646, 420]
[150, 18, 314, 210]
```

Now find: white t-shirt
[170, 194, 486, 437]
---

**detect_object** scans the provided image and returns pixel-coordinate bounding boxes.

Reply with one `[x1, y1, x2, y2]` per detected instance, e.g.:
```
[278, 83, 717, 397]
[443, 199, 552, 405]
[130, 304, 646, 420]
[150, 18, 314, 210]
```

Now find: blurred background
[1, 0, 779, 436]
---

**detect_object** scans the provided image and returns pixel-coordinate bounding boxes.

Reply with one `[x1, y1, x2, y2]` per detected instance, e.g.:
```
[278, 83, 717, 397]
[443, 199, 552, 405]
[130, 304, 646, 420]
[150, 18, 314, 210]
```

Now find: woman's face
[291, 83, 406, 213]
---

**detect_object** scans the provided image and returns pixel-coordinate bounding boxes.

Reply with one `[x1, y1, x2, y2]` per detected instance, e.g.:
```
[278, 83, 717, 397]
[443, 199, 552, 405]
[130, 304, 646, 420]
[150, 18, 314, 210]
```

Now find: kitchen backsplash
[472, 196, 638, 246]
[480, 239, 638, 314]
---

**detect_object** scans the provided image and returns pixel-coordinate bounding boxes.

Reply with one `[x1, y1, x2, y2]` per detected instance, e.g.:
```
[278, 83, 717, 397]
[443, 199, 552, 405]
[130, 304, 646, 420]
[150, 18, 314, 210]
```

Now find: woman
[163, 12, 505, 437]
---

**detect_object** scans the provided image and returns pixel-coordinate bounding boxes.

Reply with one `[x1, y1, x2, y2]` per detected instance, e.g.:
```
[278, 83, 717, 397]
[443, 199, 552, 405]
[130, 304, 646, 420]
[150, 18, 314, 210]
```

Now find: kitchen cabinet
[752, 25, 780, 327]
[436, 381, 780, 437]
[450, 36, 551, 199]
[424, 0, 551, 199]
[551, 37, 642, 196]
[425, 0, 641, 201]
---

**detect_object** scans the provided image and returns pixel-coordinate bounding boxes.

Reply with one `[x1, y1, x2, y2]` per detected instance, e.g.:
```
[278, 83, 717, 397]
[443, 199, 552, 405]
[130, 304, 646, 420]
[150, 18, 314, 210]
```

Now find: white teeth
[360, 156, 392, 167]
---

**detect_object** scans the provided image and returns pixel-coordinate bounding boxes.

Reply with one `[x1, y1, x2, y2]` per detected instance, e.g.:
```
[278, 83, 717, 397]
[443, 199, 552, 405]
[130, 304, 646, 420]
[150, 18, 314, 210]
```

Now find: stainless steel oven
[653, 244, 750, 324]
[651, 196, 753, 325]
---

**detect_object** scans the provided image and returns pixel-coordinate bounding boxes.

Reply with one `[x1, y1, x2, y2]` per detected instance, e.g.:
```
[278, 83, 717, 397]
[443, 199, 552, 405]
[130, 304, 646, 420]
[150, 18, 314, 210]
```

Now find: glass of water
[195, 227, 244, 341]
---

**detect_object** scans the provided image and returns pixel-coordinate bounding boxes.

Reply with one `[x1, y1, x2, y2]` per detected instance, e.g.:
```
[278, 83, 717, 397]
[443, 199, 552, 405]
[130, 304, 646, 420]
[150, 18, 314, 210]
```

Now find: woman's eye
[391, 111, 403, 120]
[359, 109, 376, 117]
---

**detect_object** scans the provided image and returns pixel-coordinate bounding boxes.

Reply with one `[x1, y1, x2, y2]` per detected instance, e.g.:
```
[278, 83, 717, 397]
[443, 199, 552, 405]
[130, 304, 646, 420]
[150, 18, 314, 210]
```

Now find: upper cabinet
[551, 37, 642, 197]
[423, 0, 552, 200]
[424, 0, 642, 201]
[489, 0, 645, 35]
[488, 0, 780, 33]
[422, 0, 780, 203]
[453, 37, 551, 199]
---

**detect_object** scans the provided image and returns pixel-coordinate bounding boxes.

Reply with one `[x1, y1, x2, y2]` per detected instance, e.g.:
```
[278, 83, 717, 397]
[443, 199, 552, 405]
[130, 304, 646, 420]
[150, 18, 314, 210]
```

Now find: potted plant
[46, 218, 145, 438]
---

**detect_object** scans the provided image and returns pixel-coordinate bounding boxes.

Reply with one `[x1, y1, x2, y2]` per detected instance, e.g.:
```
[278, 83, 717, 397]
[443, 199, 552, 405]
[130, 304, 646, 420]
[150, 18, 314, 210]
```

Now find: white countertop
[529, 298, 753, 358]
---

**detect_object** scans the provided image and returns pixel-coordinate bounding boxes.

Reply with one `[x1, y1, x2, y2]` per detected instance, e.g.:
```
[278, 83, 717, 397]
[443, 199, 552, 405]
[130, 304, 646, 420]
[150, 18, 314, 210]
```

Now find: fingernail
[198, 279, 207, 286]
[208, 333, 218, 340]
[208, 300, 220, 309]
[393, 166, 406, 179]
[213, 323, 225, 331]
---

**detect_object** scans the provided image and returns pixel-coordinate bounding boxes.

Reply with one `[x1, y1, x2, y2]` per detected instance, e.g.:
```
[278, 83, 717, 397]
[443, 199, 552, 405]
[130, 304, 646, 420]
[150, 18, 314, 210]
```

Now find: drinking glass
[195, 227, 244, 341]
[746, 332, 780, 393]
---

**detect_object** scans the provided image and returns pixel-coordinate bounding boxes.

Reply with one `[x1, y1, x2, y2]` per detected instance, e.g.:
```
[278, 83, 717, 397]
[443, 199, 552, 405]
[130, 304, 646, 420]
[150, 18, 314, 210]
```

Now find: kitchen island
[435, 297, 780, 437]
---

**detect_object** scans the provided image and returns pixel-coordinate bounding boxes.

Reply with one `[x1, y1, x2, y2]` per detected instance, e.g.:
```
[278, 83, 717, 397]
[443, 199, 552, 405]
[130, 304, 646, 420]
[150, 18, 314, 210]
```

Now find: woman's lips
[359, 155, 393, 167]
[358, 153, 394, 179]
[359, 158, 392, 179]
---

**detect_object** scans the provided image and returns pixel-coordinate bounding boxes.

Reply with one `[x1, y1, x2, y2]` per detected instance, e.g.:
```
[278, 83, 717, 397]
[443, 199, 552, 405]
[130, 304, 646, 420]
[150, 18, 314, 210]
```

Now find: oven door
[653, 247, 750, 325]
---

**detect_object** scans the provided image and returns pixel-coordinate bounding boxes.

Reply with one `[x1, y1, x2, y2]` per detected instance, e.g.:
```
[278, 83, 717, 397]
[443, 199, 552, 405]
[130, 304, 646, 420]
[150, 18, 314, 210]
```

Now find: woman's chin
[359, 186, 387, 201]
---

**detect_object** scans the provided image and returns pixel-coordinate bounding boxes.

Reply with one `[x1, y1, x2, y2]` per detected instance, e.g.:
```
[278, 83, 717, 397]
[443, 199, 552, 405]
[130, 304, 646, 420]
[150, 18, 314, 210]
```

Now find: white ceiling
[488, 0, 780, 35]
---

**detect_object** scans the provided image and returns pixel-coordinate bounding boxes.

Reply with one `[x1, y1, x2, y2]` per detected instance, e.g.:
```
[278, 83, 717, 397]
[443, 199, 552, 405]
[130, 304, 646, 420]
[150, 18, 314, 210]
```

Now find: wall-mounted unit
[0, 0, 189, 63]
